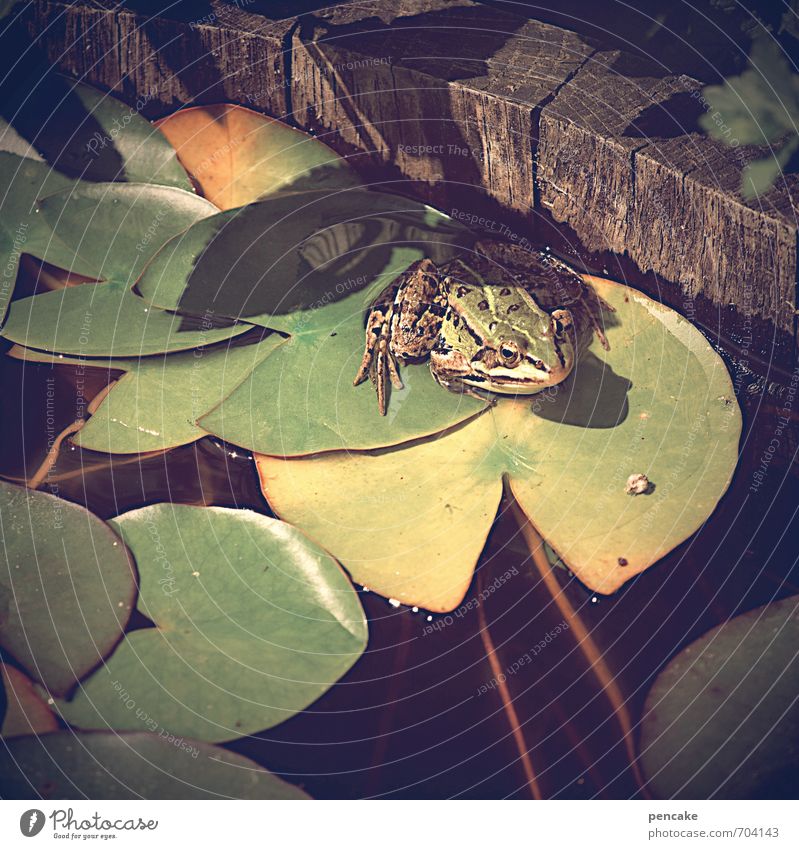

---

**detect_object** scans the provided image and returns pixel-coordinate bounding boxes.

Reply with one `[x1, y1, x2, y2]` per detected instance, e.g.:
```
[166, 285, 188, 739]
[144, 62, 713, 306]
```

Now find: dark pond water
[1, 249, 797, 800]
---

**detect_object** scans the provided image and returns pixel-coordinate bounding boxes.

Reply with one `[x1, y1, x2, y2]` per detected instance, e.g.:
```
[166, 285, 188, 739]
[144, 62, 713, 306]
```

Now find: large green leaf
[9, 331, 285, 453]
[640, 596, 799, 799]
[200, 314, 486, 455]
[0, 732, 310, 799]
[57, 505, 368, 742]
[1, 280, 249, 356]
[0, 481, 137, 695]
[137, 188, 472, 330]
[29, 181, 219, 284]
[0, 153, 74, 321]
[0, 174, 241, 356]
[155, 103, 360, 210]
[256, 277, 741, 611]
[4, 75, 192, 189]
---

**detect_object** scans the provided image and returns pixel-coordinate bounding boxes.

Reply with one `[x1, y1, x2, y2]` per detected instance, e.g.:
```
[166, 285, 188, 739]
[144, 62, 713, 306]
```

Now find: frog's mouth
[465, 360, 574, 394]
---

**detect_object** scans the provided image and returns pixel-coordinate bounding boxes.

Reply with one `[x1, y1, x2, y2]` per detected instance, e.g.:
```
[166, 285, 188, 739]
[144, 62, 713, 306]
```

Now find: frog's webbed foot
[353, 299, 403, 416]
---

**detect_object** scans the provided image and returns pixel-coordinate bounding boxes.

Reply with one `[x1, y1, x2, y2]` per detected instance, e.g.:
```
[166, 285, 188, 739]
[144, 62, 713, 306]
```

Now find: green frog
[354, 240, 611, 414]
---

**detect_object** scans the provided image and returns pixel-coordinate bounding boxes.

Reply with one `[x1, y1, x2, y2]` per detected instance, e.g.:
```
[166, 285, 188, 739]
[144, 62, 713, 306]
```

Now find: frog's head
[470, 307, 575, 394]
[441, 283, 576, 395]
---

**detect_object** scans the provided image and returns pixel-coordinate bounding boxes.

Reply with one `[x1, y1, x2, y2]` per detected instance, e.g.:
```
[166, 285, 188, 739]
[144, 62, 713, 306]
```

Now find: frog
[354, 239, 612, 415]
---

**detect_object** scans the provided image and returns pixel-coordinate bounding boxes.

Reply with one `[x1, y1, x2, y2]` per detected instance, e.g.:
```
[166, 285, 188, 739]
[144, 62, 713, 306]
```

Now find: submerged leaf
[156, 103, 359, 209]
[57, 505, 368, 742]
[0, 731, 310, 799]
[256, 278, 741, 610]
[0, 481, 137, 695]
[640, 595, 799, 799]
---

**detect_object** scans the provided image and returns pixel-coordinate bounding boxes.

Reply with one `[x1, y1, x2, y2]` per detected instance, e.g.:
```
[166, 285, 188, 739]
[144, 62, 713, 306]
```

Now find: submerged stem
[26, 419, 86, 490]
[476, 569, 543, 800]
[508, 493, 650, 798]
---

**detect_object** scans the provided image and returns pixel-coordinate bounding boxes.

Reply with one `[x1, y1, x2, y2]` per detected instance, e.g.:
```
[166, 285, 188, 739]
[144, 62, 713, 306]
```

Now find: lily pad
[156, 103, 359, 209]
[1, 664, 59, 738]
[136, 188, 484, 450]
[255, 277, 741, 611]
[200, 315, 486, 455]
[4, 75, 192, 189]
[640, 595, 799, 799]
[0, 731, 310, 799]
[0, 118, 44, 161]
[137, 188, 472, 329]
[9, 331, 285, 453]
[0, 481, 137, 695]
[57, 505, 368, 742]
[28, 181, 219, 284]
[1, 279, 250, 356]
[0, 153, 75, 321]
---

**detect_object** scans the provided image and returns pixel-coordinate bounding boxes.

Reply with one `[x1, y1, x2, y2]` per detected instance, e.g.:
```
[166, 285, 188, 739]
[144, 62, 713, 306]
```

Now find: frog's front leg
[353, 258, 444, 415]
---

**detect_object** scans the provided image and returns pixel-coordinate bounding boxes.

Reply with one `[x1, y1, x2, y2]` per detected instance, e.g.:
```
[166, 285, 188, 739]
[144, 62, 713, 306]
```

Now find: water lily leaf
[0, 731, 310, 799]
[255, 278, 741, 611]
[0, 177, 227, 356]
[57, 505, 368, 742]
[138, 188, 482, 450]
[7, 324, 283, 453]
[156, 103, 359, 209]
[137, 188, 472, 330]
[1, 664, 59, 738]
[0, 153, 75, 321]
[640, 595, 799, 799]
[0, 118, 44, 161]
[1, 280, 250, 356]
[0, 481, 137, 695]
[200, 314, 486, 455]
[29, 181, 218, 284]
[5, 75, 192, 189]
[8, 331, 284, 453]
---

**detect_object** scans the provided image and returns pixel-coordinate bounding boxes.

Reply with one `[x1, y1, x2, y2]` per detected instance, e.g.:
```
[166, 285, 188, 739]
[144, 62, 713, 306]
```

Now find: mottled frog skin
[354, 240, 610, 414]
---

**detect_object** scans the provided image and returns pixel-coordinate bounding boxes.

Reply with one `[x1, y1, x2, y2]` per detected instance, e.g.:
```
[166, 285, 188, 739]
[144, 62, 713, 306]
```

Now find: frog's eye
[499, 341, 521, 366]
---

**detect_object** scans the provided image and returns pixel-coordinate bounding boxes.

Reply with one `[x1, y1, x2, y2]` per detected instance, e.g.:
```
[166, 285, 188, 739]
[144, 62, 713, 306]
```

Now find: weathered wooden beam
[17, 0, 295, 117]
[538, 49, 799, 361]
[12, 0, 799, 370]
